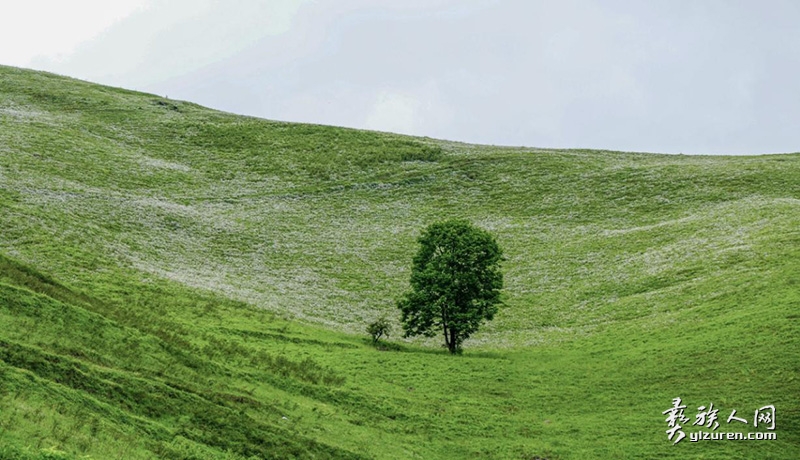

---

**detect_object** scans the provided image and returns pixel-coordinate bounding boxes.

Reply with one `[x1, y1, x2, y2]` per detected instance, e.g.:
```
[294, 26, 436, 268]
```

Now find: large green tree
[397, 220, 504, 354]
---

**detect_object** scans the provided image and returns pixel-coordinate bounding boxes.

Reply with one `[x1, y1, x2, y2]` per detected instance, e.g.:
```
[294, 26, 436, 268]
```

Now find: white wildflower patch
[0, 101, 72, 127]
[604, 197, 776, 277]
[138, 155, 192, 172]
[0, 106, 45, 120]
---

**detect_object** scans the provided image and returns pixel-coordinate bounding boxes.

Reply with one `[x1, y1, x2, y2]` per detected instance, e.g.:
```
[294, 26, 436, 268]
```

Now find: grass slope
[0, 64, 798, 458]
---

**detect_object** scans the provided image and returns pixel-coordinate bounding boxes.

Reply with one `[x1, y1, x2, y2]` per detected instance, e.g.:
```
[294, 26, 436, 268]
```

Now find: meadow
[0, 64, 798, 458]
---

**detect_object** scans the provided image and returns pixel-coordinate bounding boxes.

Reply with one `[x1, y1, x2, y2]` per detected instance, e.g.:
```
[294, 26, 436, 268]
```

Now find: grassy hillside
[0, 64, 798, 459]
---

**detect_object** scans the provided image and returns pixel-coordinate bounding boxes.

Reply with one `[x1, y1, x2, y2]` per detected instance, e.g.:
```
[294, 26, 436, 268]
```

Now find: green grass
[0, 64, 798, 458]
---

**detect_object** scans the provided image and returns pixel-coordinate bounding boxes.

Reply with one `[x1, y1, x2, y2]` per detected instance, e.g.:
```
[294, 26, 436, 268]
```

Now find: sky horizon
[3, 0, 799, 155]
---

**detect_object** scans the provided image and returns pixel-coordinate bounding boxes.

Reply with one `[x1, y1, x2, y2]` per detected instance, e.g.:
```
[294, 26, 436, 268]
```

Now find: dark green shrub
[366, 316, 391, 344]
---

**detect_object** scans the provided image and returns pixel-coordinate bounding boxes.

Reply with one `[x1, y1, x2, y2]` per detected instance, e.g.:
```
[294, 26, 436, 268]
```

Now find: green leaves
[366, 316, 392, 344]
[398, 220, 503, 353]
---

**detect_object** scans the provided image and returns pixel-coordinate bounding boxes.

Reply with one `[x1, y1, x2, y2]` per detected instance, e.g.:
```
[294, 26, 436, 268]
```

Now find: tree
[366, 316, 391, 344]
[397, 220, 503, 354]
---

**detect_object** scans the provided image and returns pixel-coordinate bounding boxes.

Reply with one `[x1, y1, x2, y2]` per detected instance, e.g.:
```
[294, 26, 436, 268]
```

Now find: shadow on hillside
[363, 338, 507, 359]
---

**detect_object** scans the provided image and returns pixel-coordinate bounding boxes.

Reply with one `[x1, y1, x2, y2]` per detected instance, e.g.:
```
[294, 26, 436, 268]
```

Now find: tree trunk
[442, 306, 451, 351]
[448, 329, 458, 354]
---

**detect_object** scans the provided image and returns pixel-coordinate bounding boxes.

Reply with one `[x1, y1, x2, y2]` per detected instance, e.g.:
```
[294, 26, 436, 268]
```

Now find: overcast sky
[3, 0, 799, 154]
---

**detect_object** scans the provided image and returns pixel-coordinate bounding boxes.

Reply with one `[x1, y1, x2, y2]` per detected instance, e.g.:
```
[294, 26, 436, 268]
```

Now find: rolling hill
[1, 64, 798, 459]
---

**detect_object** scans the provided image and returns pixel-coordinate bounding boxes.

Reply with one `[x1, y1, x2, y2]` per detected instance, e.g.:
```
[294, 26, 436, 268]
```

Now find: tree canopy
[366, 316, 391, 344]
[397, 220, 503, 353]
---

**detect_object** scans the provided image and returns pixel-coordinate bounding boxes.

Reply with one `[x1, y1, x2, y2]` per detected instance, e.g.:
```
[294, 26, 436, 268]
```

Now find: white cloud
[363, 82, 452, 137]
[27, 0, 310, 89]
[0, 0, 150, 67]
[364, 91, 419, 135]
